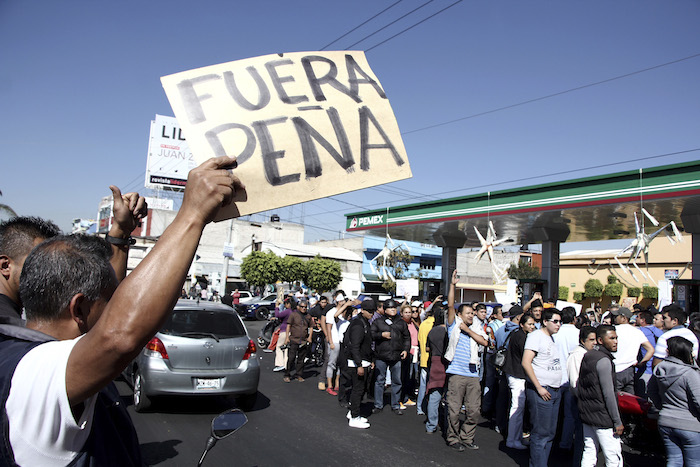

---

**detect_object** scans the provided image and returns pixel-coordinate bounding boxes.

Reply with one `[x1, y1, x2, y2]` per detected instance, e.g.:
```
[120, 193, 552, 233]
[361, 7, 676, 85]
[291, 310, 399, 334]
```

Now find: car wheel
[238, 392, 258, 411]
[255, 307, 270, 321]
[133, 369, 152, 413]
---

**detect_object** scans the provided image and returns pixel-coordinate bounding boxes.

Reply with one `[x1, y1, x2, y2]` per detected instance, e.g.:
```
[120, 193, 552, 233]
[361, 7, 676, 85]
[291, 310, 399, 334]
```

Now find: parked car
[236, 293, 278, 320]
[123, 299, 260, 412]
[235, 290, 255, 304]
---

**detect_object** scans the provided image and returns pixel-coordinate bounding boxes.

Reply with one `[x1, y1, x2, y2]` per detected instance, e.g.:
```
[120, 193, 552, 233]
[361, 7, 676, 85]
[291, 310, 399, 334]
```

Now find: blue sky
[1, 1, 698, 252]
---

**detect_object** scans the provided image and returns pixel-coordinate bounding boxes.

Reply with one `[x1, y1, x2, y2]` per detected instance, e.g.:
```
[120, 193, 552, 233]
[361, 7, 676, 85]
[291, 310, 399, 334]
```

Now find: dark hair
[637, 311, 653, 326]
[596, 324, 616, 340]
[662, 304, 687, 326]
[433, 308, 445, 326]
[667, 336, 694, 365]
[20, 235, 114, 321]
[688, 313, 700, 333]
[0, 216, 60, 260]
[520, 313, 535, 327]
[579, 325, 596, 343]
[475, 303, 487, 312]
[457, 303, 473, 314]
[531, 299, 543, 309]
[542, 309, 560, 322]
[560, 307, 575, 324]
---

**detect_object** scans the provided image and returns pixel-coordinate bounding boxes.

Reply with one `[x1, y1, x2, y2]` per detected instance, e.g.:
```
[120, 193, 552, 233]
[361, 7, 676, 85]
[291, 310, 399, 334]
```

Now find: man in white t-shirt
[653, 304, 699, 368]
[0, 157, 242, 466]
[611, 307, 654, 393]
[522, 308, 563, 467]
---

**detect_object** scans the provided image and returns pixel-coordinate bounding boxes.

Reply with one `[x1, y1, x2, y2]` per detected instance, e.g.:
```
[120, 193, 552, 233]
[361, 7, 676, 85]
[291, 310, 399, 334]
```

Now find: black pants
[285, 342, 308, 378]
[337, 345, 352, 403]
[349, 367, 366, 418]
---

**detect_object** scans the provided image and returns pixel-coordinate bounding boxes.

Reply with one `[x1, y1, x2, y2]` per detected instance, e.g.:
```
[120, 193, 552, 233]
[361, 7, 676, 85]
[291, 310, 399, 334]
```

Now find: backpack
[490, 331, 513, 373]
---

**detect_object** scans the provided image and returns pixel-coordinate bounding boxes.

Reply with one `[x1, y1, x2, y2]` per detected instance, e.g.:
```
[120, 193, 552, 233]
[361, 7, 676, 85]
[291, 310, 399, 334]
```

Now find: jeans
[374, 359, 402, 410]
[506, 376, 526, 445]
[482, 355, 498, 414]
[559, 384, 575, 449]
[659, 425, 700, 467]
[495, 372, 510, 434]
[417, 368, 427, 415]
[581, 424, 623, 467]
[526, 385, 562, 467]
[425, 387, 444, 432]
[326, 342, 341, 381]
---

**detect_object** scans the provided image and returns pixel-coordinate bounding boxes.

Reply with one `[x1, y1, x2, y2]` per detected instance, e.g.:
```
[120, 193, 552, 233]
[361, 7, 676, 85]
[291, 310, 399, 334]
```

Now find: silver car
[123, 299, 260, 412]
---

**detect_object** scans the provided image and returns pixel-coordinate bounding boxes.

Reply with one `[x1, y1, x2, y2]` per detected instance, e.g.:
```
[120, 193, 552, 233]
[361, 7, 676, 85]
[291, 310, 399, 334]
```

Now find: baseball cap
[610, 307, 632, 318]
[384, 299, 399, 309]
[361, 299, 377, 312]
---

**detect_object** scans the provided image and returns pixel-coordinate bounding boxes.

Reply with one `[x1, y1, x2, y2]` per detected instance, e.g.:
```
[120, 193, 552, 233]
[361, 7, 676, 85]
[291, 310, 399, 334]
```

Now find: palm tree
[0, 190, 17, 218]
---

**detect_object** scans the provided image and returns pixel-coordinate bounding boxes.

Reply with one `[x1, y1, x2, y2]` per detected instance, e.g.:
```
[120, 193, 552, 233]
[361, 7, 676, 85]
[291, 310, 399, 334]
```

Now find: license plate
[196, 378, 221, 390]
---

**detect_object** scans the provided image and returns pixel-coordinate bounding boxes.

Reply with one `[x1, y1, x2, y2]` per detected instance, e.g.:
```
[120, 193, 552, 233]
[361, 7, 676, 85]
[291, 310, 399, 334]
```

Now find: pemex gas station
[345, 160, 700, 312]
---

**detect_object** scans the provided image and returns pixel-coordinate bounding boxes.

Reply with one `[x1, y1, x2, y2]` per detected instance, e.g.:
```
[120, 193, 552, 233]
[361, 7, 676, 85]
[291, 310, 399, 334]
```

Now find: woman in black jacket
[502, 313, 536, 450]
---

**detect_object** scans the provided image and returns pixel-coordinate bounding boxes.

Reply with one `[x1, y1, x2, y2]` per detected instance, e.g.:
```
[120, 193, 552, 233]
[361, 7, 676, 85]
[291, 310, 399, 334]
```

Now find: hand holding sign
[180, 156, 245, 225]
[161, 51, 412, 220]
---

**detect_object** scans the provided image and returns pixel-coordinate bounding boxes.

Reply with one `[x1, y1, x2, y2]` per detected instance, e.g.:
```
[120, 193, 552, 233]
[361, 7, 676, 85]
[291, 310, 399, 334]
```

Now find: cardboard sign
[396, 279, 419, 298]
[161, 51, 412, 219]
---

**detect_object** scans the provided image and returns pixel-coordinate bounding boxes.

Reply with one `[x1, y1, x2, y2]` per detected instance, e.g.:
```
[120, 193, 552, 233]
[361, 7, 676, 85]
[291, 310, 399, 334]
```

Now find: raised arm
[447, 269, 458, 326]
[66, 156, 242, 405]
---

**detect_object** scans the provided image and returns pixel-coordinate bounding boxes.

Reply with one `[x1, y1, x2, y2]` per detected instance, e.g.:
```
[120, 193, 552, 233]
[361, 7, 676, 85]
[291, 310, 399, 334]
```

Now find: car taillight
[145, 337, 169, 359]
[243, 339, 256, 360]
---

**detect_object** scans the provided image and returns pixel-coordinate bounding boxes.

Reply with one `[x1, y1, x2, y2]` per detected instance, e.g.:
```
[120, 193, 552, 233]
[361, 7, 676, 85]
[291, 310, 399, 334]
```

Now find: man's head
[542, 309, 561, 336]
[653, 312, 664, 329]
[596, 324, 618, 353]
[505, 304, 524, 324]
[20, 234, 116, 338]
[531, 300, 543, 321]
[457, 303, 474, 326]
[297, 299, 309, 313]
[661, 304, 687, 330]
[376, 300, 385, 316]
[474, 303, 487, 322]
[334, 291, 346, 305]
[579, 325, 597, 351]
[0, 216, 60, 305]
[491, 306, 503, 321]
[560, 306, 575, 325]
[360, 298, 376, 320]
[636, 310, 653, 327]
[611, 306, 633, 325]
[383, 299, 398, 317]
[318, 296, 328, 308]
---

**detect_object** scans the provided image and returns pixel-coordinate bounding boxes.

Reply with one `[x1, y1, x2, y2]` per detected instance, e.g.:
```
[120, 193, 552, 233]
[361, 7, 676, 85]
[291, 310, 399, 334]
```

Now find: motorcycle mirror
[212, 409, 248, 439]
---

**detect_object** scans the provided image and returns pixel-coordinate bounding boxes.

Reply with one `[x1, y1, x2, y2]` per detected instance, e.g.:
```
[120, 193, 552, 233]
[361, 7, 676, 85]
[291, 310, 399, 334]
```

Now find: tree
[642, 285, 659, 300]
[627, 287, 641, 298]
[304, 255, 342, 293]
[558, 286, 569, 301]
[573, 291, 584, 302]
[279, 256, 305, 286]
[507, 260, 540, 280]
[603, 275, 623, 297]
[381, 246, 413, 293]
[584, 279, 604, 298]
[240, 251, 280, 288]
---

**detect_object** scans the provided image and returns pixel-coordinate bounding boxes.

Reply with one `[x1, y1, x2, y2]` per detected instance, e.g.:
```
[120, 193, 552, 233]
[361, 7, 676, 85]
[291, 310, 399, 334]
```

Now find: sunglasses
[548, 319, 561, 324]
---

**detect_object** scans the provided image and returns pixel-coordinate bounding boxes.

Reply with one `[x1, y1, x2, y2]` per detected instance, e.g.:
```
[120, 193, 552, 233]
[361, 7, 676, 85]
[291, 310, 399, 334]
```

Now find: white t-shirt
[6, 336, 97, 466]
[655, 326, 699, 360]
[524, 329, 563, 388]
[612, 323, 648, 372]
[553, 324, 579, 385]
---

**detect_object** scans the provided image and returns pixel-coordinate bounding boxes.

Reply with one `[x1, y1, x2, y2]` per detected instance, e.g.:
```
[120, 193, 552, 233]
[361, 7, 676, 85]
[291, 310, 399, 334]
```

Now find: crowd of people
[265, 276, 700, 466]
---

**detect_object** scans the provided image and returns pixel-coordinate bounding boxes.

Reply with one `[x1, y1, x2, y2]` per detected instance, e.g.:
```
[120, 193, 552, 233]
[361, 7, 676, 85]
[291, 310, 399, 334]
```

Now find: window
[419, 257, 436, 270]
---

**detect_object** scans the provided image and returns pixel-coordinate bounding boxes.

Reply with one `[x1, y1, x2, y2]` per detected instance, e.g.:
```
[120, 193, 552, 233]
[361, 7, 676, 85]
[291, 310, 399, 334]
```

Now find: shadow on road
[140, 439, 182, 465]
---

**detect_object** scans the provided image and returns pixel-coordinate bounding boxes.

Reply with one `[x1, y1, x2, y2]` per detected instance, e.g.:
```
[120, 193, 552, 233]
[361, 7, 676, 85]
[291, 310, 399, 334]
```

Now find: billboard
[145, 114, 197, 189]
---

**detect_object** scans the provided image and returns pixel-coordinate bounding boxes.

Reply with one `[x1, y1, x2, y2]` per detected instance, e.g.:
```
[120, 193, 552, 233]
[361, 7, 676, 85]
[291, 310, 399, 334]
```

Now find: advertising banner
[145, 114, 196, 189]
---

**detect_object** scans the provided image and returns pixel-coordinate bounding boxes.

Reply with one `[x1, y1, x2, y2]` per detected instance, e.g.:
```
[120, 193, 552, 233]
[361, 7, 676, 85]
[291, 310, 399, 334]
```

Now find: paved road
[119, 319, 665, 466]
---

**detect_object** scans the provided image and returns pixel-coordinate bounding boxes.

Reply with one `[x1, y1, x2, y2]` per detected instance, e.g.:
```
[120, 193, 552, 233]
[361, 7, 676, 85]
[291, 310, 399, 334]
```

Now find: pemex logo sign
[348, 214, 385, 229]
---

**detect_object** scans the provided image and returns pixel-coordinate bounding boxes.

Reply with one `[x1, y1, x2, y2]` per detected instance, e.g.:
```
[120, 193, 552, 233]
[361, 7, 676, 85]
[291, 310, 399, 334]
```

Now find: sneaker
[346, 411, 368, 422]
[296, 376, 305, 382]
[283, 376, 291, 383]
[348, 417, 370, 429]
[494, 426, 501, 434]
[463, 442, 479, 450]
[506, 441, 527, 450]
[449, 443, 465, 452]
[318, 381, 326, 390]
[326, 387, 338, 396]
[262, 348, 273, 353]
[404, 399, 416, 406]
[273, 366, 285, 372]
[371, 407, 383, 414]
[399, 402, 407, 410]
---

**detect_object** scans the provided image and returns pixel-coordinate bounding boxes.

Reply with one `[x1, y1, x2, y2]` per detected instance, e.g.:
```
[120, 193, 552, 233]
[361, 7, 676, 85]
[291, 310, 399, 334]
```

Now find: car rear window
[161, 309, 246, 338]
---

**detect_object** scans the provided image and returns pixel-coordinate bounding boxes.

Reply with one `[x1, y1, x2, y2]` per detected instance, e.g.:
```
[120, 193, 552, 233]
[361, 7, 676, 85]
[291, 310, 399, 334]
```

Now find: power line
[401, 52, 700, 136]
[365, 0, 464, 52]
[345, 0, 437, 50]
[320, 0, 405, 50]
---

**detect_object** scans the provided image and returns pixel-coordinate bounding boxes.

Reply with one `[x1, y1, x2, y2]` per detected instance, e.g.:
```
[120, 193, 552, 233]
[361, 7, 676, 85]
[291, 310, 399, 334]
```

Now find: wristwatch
[105, 234, 136, 246]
